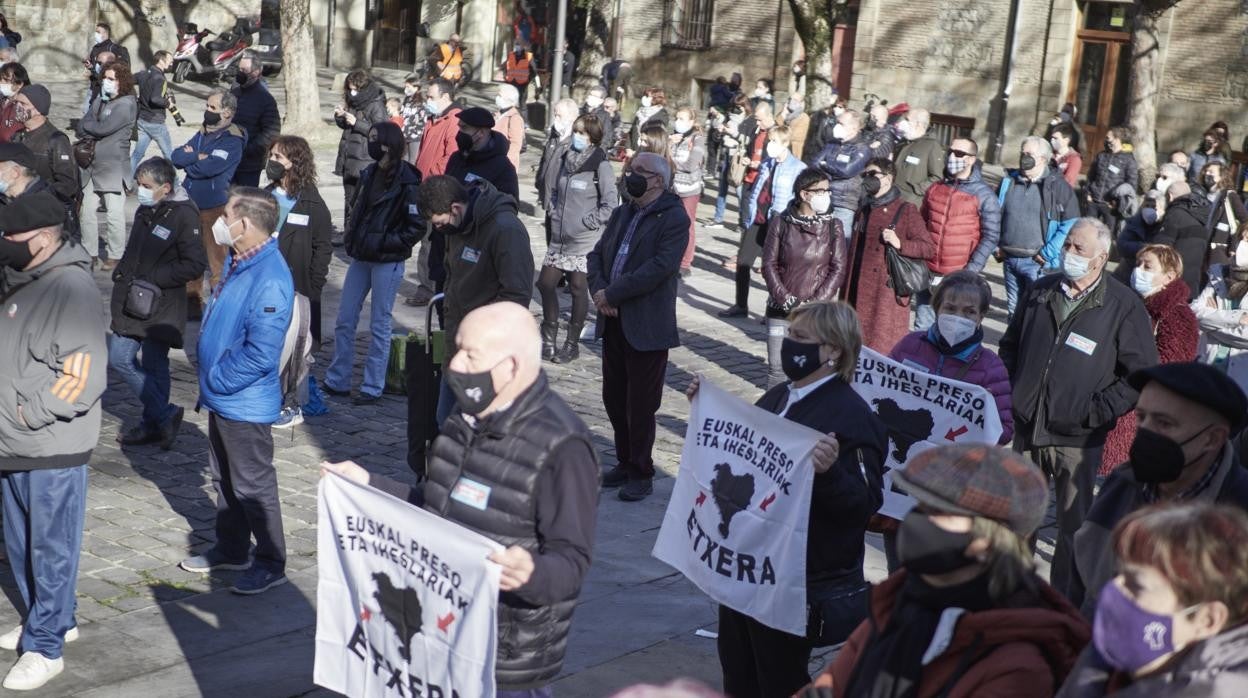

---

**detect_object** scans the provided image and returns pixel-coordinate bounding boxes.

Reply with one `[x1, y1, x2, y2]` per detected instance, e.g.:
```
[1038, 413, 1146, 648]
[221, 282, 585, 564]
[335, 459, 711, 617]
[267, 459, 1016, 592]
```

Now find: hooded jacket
[445, 130, 520, 199]
[921, 166, 1002, 274]
[997, 166, 1081, 268]
[170, 123, 247, 210]
[442, 182, 536, 355]
[343, 161, 423, 264]
[999, 272, 1159, 448]
[587, 191, 689, 352]
[545, 146, 618, 258]
[812, 571, 1091, 698]
[196, 241, 294, 423]
[1154, 195, 1213, 302]
[109, 187, 206, 348]
[334, 82, 388, 180]
[0, 242, 107, 471]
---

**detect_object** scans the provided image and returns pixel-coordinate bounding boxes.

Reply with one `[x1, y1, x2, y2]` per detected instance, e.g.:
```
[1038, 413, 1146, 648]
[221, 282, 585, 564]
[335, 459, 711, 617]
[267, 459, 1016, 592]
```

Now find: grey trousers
[1022, 442, 1101, 598]
[765, 318, 789, 389]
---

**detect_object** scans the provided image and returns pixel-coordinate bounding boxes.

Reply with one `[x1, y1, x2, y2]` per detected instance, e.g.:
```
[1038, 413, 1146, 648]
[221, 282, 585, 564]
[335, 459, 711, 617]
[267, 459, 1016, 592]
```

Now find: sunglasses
[949, 149, 973, 158]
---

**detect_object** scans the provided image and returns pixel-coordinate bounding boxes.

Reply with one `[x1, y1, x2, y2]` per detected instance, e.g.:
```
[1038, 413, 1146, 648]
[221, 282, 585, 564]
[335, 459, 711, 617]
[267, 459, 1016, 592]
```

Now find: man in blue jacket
[180, 187, 294, 596]
[995, 135, 1080, 319]
[170, 87, 246, 318]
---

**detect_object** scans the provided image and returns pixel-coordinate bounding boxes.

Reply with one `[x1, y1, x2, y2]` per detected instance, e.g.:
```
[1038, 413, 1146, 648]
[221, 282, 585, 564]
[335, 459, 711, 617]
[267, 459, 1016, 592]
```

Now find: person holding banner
[323, 301, 599, 696]
[689, 300, 887, 697]
[806, 444, 1090, 698]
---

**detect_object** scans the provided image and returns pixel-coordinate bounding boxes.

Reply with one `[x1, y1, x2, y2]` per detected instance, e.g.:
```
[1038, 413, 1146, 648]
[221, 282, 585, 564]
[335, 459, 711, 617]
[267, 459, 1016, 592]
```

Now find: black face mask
[235, 70, 257, 87]
[1203, 175, 1218, 189]
[624, 172, 647, 199]
[444, 363, 502, 415]
[896, 510, 976, 575]
[265, 160, 286, 183]
[203, 111, 222, 128]
[1019, 154, 1037, 171]
[0, 235, 34, 270]
[455, 131, 475, 154]
[1129, 425, 1212, 484]
[1104, 139, 1114, 151]
[862, 173, 882, 196]
[780, 338, 824, 382]
[367, 140, 386, 162]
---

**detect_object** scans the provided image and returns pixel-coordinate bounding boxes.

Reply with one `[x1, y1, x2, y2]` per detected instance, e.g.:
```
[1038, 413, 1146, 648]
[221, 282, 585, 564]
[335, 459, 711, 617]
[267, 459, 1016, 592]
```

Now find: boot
[555, 323, 583, 364]
[540, 321, 558, 362]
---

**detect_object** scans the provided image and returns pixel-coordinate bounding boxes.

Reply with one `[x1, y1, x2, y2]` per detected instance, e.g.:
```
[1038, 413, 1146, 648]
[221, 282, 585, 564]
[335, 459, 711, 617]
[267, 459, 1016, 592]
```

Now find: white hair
[554, 98, 579, 121]
[496, 83, 519, 108]
[1158, 163, 1185, 182]
[1072, 217, 1112, 255]
[1022, 135, 1052, 161]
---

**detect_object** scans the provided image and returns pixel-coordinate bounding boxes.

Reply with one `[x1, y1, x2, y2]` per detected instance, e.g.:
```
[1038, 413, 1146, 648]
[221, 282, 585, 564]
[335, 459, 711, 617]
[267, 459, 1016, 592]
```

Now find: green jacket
[895, 134, 946, 207]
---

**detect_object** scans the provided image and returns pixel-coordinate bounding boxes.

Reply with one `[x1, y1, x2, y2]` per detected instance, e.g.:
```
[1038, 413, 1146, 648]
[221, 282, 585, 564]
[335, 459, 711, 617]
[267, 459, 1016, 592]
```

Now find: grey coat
[546, 146, 617, 258]
[77, 94, 136, 193]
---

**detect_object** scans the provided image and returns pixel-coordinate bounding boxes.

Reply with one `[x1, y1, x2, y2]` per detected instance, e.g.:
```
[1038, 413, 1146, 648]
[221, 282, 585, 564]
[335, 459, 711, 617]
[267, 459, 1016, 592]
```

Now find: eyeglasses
[949, 149, 973, 158]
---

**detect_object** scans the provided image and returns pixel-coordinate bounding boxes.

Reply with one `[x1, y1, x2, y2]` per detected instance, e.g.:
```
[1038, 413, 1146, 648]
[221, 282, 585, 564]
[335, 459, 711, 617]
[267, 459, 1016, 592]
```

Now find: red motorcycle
[171, 21, 250, 84]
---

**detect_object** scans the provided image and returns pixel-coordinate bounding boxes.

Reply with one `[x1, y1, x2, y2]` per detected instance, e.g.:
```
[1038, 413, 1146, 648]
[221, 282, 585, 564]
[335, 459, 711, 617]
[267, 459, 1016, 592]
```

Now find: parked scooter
[171, 20, 251, 84]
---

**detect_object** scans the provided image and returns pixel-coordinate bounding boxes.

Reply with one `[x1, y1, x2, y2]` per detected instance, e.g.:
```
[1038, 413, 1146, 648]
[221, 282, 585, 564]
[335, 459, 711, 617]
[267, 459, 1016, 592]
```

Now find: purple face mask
[1093, 580, 1184, 673]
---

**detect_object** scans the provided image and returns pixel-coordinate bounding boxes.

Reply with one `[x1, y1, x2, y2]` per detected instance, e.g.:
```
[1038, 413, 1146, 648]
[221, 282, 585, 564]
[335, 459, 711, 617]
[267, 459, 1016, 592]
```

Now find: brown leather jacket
[761, 206, 848, 311]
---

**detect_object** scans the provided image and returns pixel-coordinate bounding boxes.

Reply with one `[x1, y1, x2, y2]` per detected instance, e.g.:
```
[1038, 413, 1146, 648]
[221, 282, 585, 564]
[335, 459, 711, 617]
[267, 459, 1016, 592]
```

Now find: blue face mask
[424, 101, 440, 115]
[570, 133, 589, 152]
[136, 186, 156, 207]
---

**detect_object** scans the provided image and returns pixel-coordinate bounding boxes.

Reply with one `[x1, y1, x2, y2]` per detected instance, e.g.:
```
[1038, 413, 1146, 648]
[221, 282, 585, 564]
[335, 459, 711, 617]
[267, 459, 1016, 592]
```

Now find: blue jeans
[3, 465, 88, 659]
[1003, 256, 1044, 318]
[327, 259, 405, 398]
[107, 333, 175, 430]
[131, 119, 174, 175]
[713, 158, 731, 223]
[914, 289, 936, 331]
[832, 207, 856, 242]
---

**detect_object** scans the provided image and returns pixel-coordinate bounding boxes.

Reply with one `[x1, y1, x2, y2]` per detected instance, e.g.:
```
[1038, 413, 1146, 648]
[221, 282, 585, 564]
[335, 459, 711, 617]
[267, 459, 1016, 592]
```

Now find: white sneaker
[2, 652, 64, 691]
[0, 624, 79, 651]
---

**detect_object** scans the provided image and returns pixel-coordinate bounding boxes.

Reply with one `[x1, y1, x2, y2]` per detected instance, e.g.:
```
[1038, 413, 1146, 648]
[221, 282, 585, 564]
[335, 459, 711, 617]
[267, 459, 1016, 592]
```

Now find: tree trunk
[1126, 2, 1180, 187]
[573, 0, 613, 94]
[280, 0, 322, 134]
[788, 0, 845, 111]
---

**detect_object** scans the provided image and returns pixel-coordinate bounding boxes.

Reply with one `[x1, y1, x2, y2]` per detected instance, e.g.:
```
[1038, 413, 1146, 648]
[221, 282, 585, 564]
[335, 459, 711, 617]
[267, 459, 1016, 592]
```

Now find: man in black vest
[324, 301, 599, 693]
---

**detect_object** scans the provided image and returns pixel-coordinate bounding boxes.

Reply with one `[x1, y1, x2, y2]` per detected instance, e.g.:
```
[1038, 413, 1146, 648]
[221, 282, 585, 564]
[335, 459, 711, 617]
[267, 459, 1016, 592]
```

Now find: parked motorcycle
[171, 18, 281, 84]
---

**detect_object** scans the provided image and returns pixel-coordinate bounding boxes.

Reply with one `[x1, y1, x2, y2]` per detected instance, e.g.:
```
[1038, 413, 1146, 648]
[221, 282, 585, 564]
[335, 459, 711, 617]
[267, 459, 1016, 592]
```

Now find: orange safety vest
[439, 43, 463, 81]
[505, 51, 533, 85]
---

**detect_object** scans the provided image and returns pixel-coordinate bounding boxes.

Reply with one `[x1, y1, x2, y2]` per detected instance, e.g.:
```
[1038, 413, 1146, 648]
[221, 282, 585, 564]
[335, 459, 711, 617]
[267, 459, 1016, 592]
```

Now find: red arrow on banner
[360, 606, 372, 622]
[945, 425, 969, 441]
[437, 612, 455, 633]
[695, 491, 707, 506]
[760, 492, 777, 511]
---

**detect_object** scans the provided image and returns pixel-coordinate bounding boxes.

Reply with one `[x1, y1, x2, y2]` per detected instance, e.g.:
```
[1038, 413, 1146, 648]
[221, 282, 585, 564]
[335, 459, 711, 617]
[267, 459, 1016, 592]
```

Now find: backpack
[279, 293, 313, 408]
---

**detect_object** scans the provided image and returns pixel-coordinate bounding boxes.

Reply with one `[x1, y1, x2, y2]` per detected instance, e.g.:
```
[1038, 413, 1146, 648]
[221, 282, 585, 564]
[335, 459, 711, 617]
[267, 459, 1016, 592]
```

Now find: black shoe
[352, 392, 381, 406]
[619, 478, 654, 502]
[159, 406, 185, 451]
[717, 305, 748, 318]
[601, 466, 629, 489]
[323, 384, 351, 397]
[117, 424, 162, 446]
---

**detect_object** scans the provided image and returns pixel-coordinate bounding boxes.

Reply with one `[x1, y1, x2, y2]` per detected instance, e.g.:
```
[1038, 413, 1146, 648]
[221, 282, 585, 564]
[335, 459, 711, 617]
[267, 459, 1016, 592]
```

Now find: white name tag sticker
[464, 172, 481, 183]
[450, 476, 491, 510]
[286, 213, 309, 226]
[60, 154, 70, 161]
[151, 225, 172, 240]
[1218, 222, 1231, 232]
[408, 203, 419, 216]
[1065, 332, 1098, 355]
[212, 149, 229, 159]
[570, 179, 588, 191]
[461, 246, 481, 263]
[836, 154, 850, 163]
[1108, 164, 1120, 174]
[905, 155, 921, 165]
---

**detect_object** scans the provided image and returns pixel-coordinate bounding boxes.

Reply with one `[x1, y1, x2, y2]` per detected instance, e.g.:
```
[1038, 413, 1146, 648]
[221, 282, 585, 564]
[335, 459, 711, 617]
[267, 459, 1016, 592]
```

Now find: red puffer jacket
[922, 180, 988, 274]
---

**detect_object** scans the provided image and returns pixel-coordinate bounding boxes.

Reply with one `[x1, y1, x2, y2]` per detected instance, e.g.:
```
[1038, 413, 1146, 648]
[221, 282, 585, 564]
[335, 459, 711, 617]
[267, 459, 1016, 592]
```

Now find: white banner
[315, 473, 504, 698]
[652, 380, 820, 635]
[851, 347, 1003, 519]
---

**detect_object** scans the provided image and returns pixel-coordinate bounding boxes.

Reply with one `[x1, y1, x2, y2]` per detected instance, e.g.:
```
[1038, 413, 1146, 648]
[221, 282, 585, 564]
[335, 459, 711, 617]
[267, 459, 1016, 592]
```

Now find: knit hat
[21, 84, 50, 117]
[893, 444, 1049, 537]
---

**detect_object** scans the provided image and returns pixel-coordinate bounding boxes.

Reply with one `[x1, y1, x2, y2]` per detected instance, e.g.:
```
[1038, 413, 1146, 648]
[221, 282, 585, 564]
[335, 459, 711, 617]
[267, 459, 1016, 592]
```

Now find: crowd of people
[0, 14, 1248, 696]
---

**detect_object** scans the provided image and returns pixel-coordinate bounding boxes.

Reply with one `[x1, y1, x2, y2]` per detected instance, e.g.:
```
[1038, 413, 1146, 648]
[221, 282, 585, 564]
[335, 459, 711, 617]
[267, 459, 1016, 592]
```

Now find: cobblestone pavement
[3, 70, 1054, 696]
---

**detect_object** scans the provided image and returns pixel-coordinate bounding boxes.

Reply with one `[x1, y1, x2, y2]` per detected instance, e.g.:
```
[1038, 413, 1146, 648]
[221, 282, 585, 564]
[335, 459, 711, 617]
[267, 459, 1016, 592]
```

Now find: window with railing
[663, 0, 714, 50]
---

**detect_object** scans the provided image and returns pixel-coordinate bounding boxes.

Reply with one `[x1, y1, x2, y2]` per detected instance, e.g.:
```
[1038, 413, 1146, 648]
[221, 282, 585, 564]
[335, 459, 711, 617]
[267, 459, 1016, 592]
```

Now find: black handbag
[881, 204, 931, 298]
[123, 279, 162, 320]
[806, 570, 870, 647]
[72, 138, 96, 169]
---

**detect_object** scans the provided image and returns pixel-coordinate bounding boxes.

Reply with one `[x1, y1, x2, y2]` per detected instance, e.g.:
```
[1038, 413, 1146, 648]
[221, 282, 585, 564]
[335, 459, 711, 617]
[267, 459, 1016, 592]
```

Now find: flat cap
[456, 107, 495, 129]
[894, 444, 1049, 537]
[1128, 362, 1248, 433]
[0, 190, 67, 234]
[0, 142, 36, 170]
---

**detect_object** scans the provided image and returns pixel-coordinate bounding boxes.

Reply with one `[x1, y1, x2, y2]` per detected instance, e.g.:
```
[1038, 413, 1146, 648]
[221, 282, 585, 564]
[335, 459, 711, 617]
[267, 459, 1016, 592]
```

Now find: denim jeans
[107, 333, 175, 430]
[327, 259, 405, 398]
[3, 465, 88, 660]
[913, 289, 936, 331]
[130, 119, 175, 175]
[1003, 256, 1044, 318]
[713, 158, 731, 223]
[832, 207, 856, 242]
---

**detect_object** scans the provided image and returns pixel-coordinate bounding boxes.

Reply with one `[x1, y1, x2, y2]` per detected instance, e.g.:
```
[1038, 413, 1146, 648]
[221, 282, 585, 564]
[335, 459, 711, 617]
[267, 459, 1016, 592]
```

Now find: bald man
[895, 107, 945, 206]
[325, 301, 599, 694]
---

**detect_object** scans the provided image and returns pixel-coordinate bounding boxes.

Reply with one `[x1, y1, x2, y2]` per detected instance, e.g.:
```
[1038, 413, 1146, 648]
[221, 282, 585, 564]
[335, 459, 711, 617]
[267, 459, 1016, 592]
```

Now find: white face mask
[1049, 137, 1063, 153]
[0, 84, 13, 98]
[1236, 239, 1248, 268]
[766, 142, 785, 160]
[586, 95, 603, 108]
[93, 32, 106, 45]
[831, 124, 848, 141]
[810, 192, 831, 214]
[1131, 267, 1156, 297]
[1155, 177, 1173, 195]
[212, 216, 240, 248]
[674, 119, 692, 134]
[404, 85, 416, 97]
[349, 89, 358, 98]
[101, 79, 117, 97]
[1062, 249, 1094, 281]
[553, 117, 572, 138]
[936, 313, 978, 346]
[640, 95, 652, 108]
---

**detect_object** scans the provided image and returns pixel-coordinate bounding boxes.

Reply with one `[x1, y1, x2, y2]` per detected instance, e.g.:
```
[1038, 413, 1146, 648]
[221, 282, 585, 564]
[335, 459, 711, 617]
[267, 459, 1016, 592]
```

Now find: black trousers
[735, 224, 765, 309]
[718, 604, 812, 698]
[601, 317, 668, 480]
[208, 412, 286, 571]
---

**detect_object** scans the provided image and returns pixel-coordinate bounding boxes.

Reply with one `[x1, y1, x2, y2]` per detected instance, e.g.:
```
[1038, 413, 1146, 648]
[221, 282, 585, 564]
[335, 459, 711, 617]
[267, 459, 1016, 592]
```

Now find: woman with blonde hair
[689, 300, 888, 696]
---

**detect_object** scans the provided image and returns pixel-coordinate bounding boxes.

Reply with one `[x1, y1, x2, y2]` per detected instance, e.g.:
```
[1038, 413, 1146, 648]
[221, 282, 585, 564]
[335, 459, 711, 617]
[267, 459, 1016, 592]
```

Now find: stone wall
[1156, 1, 1248, 152]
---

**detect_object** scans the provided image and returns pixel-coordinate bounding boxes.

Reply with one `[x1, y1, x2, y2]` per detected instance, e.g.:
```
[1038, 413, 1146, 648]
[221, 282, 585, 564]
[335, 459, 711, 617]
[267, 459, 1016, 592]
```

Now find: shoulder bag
[72, 138, 96, 169]
[122, 210, 166, 321]
[882, 203, 931, 299]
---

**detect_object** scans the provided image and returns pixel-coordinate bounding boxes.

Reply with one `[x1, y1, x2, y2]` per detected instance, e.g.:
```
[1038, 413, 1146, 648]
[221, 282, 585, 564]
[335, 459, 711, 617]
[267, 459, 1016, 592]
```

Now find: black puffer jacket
[1086, 150, 1138, 203]
[269, 183, 333, 299]
[1154, 194, 1213, 301]
[109, 188, 206, 348]
[343, 161, 424, 263]
[334, 82, 388, 180]
[445, 131, 520, 199]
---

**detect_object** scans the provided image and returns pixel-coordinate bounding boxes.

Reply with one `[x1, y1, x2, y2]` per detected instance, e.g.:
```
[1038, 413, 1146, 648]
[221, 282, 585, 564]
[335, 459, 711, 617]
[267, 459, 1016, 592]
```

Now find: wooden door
[1066, 3, 1133, 169]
